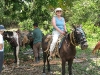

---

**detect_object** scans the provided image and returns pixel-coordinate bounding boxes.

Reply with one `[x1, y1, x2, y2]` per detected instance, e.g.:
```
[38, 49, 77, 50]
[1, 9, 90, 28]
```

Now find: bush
[18, 19, 33, 31]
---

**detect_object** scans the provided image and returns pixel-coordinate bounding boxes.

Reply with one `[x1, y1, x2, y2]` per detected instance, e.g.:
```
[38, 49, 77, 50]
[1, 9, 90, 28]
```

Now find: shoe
[34, 57, 39, 63]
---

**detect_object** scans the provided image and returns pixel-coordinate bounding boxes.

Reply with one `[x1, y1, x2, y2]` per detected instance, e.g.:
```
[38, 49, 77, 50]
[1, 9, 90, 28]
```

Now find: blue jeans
[0, 51, 4, 73]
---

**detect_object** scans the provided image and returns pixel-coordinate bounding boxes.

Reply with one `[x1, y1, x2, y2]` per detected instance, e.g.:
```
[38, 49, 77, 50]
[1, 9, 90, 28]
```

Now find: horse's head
[3, 31, 13, 40]
[27, 31, 33, 41]
[3, 31, 18, 47]
[72, 25, 88, 50]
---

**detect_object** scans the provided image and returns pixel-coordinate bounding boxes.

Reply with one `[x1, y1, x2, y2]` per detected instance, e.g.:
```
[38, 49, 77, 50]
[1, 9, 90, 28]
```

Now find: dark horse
[3, 31, 20, 66]
[42, 25, 88, 75]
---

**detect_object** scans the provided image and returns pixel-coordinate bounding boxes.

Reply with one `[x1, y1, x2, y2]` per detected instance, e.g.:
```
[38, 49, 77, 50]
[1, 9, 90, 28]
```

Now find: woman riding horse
[48, 8, 67, 60]
[42, 25, 88, 75]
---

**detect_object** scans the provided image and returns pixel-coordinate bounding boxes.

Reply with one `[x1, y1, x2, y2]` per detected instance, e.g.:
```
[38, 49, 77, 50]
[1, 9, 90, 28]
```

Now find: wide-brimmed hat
[0, 25, 6, 31]
[55, 8, 62, 13]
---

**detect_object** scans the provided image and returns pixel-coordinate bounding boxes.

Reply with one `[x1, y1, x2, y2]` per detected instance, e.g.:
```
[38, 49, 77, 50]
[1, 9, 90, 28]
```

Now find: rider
[48, 8, 67, 60]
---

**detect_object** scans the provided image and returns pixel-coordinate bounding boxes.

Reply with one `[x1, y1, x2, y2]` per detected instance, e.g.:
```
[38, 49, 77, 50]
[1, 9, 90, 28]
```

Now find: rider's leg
[48, 30, 60, 60]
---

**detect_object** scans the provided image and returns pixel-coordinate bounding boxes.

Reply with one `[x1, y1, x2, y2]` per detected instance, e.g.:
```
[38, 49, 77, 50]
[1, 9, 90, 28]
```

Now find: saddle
[45, 34, 64, 57]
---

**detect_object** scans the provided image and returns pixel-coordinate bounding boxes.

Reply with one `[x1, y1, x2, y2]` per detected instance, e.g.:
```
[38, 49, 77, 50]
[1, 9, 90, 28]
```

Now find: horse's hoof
[42, 73, 46, 75]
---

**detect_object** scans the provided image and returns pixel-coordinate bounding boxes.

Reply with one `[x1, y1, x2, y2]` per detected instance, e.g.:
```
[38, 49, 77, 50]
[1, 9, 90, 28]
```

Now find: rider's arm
[0, 44, 3, 50]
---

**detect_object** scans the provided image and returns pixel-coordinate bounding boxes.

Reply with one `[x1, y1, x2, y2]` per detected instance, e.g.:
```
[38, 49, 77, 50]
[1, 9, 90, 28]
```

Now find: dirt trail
[2, 59, 61, 75]
[1, 57, 87, 75]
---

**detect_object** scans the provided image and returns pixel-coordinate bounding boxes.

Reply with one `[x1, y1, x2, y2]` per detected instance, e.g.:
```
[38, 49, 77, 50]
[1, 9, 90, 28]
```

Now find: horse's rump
[92, 41, 100, 54]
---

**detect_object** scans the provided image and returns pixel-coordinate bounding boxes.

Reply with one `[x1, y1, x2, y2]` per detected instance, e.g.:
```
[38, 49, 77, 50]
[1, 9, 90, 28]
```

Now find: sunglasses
[56, 11, 62, 12]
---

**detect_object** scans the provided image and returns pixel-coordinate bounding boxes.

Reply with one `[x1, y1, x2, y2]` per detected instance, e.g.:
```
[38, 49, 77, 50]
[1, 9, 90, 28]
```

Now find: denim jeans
[0, 51, 4, 73]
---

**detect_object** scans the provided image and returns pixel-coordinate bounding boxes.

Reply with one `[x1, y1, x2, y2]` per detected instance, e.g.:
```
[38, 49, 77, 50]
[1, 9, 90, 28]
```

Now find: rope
[70, 32, 78, 46]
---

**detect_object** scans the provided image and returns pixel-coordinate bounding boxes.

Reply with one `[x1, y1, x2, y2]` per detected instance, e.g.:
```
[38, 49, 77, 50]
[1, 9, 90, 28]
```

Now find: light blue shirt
[53, 16, 65, 31]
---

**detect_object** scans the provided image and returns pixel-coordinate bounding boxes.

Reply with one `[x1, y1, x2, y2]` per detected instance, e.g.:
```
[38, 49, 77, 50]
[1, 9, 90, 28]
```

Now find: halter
[70, 31, 78, 46]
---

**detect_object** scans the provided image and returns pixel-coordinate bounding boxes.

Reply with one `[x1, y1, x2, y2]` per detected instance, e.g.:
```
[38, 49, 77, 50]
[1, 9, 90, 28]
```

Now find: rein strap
[70, 32, 78, 46]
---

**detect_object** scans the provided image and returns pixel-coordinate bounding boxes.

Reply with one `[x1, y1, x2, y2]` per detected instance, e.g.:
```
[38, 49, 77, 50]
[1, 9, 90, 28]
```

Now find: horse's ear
[80, 24, 82, 27]
[71, 24, 76, 29]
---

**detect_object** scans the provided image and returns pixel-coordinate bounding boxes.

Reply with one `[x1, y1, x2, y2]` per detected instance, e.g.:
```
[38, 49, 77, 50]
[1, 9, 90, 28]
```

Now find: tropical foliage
[1, 1, 100, 75]
[0, 0, 100, 40]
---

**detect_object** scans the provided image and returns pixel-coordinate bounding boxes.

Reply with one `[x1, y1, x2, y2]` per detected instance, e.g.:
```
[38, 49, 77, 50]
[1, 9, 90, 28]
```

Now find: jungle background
[0, 0, 100, 75]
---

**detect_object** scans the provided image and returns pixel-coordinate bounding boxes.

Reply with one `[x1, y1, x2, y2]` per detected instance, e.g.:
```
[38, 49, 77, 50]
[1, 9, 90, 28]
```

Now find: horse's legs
[29, 41, 33, 49]
[68, 60, 73, 75]
[43, 52, 47, 73]
[13, 47, 17, 63]
[62, 60, 66, 75]
[16, 46, 19, 66]
[47, 56, 50, 72]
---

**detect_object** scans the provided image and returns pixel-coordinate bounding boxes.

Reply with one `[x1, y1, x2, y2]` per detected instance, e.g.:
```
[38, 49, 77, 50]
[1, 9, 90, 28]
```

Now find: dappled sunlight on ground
[2, 56, 100, 75]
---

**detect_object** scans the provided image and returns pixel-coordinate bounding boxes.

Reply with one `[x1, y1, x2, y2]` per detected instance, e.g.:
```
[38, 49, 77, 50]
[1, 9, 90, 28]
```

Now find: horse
[42, 25, 88, 75]
[26, 30, 33, 49]
[26, 30, 44, 49]
[20, 30, 33, 49]
[92, 41, 100, 54]
[3, 30, 20, 66]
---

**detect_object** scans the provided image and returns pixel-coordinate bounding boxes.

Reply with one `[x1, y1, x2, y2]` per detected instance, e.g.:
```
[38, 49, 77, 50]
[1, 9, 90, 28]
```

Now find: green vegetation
[1, 0, 100, 75]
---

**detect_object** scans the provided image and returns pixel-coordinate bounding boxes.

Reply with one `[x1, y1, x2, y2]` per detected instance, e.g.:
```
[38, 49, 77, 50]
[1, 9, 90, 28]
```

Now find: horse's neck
[69, 32, 77, 46]
[60, 36, 76, 55]
[61, 36, 69, 46]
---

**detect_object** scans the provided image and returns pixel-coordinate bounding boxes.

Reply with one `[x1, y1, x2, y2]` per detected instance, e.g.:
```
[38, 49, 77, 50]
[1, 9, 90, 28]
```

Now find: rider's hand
[61, 31, 65, 35]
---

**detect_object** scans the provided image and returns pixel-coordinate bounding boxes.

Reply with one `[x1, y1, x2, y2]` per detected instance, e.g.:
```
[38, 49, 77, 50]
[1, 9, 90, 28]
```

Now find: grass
[72, 39, 100, 75]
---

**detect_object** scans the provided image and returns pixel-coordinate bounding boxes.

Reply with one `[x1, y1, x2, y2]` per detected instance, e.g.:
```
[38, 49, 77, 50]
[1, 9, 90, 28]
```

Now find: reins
[70, 31, 78, 46]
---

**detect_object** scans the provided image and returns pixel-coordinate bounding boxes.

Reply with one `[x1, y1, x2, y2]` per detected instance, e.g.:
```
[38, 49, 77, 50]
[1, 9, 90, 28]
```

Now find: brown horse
[42, 25, 88, 75]
[92, 41, 100, 54]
